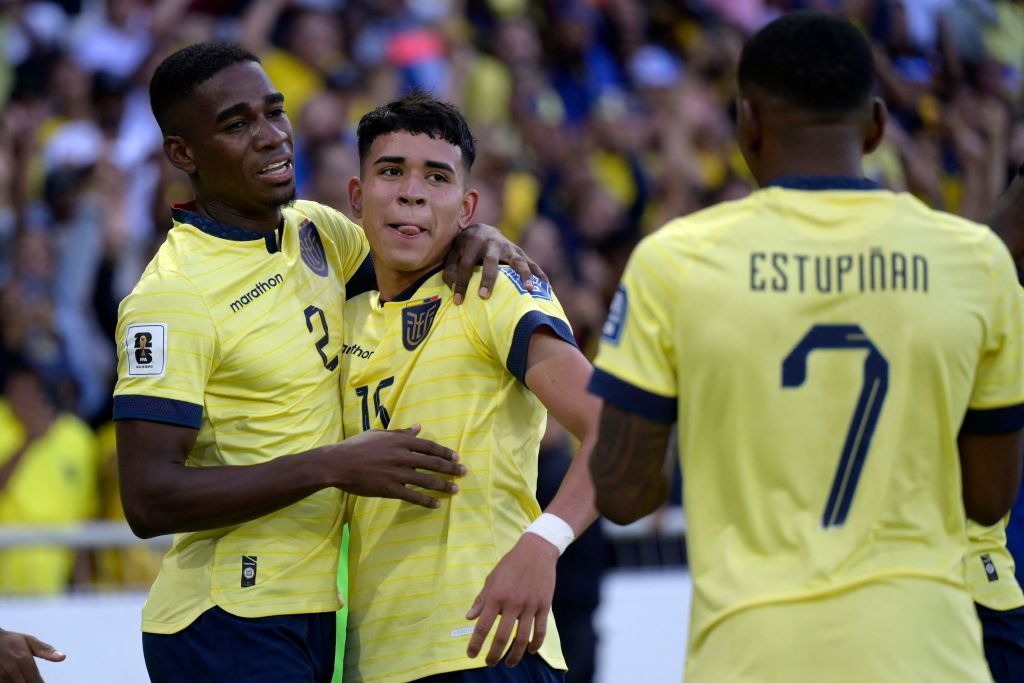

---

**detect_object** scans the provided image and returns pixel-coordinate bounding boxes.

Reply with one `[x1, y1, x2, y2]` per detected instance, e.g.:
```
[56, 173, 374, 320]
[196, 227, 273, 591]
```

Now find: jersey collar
[171, 200, 286, 253]
[765, 176, 882, 191]
[381, 265, 446, 305]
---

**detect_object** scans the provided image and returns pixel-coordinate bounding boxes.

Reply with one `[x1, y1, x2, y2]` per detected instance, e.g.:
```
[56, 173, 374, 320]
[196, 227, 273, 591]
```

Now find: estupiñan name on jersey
[750, 248, 928, 294]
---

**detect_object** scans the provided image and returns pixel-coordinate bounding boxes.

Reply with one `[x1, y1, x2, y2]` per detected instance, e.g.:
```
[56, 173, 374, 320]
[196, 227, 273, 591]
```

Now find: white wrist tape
[524, 513, 575, 556]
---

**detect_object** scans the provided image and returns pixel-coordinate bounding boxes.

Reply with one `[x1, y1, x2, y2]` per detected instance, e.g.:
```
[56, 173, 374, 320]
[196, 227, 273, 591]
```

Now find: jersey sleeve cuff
[587, 368, 677, 423]
[113, 395, 203, 429]
[506, 311, 577, 384]
[961, 403, 1024, 434]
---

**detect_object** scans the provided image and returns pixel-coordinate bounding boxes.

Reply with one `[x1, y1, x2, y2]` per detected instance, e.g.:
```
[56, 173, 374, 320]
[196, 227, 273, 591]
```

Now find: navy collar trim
[381, 265, 446, 305]
[171, 203, 278, 242]
[766, 176, 882, 191]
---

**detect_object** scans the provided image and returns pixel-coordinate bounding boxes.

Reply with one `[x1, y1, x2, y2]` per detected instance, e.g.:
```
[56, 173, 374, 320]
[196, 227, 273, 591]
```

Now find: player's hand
[465, 533, 558, 667]
[0, 628, 65, 683]
[445, 223, 548, 305]
[327, 425, 466, 508]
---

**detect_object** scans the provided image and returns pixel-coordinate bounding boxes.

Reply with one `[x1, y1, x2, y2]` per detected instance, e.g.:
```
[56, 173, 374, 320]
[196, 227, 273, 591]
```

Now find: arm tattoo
[590, 402, 675, 523]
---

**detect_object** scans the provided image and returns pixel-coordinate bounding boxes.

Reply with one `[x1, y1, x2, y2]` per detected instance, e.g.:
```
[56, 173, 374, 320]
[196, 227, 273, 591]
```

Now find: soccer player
[337, 92, 600, 682]
[114, 43, 542, 683]
[587, 11, 1024, 683]
[0, 627, 65, 683]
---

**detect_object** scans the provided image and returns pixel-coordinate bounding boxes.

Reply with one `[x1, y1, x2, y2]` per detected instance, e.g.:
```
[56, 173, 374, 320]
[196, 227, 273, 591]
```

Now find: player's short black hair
[356, 91, 476, 175]
[149, 42, 259, 135]
[738, 11, 875, 116]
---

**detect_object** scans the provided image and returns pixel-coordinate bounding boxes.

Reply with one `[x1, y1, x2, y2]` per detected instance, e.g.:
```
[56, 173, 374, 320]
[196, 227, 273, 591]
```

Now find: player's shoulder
[491, 266, 557, 304]
[645, 194, 759, 248]
[288, 200, 361, 236]
[906, 196, 1012, 261]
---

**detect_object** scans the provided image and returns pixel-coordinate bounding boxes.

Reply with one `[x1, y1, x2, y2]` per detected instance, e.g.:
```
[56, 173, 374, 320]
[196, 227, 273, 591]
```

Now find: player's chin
[264, 183, 297, 209]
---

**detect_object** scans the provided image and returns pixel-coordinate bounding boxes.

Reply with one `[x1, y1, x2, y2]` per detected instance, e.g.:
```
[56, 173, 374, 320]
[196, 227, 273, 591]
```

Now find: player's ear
[457, 188, 479, 228]
[863, 97, 887, 155]
[348, 176, 364, 220]
[164, 136, 196, 175]
[736, 97, 762, 165]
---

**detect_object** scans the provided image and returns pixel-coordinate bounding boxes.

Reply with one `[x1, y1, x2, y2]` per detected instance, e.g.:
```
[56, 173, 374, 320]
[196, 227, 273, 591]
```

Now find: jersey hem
[962, 402, 1024, 434]
[113, 394, 203, 429]
[588, 367, 676, 422]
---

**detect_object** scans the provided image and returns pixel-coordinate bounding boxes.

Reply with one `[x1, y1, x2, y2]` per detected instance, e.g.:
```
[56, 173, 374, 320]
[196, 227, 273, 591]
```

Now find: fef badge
[299, 219, 329, 277]
[403, 296, 441, 351]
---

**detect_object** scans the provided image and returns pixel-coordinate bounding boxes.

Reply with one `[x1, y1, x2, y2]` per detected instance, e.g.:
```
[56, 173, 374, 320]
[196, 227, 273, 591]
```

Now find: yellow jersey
[966, 517, 1024, 611]
[113, 199, 369, 633]
[340, 267, 573, 683]
[590, 179, 1024, 682]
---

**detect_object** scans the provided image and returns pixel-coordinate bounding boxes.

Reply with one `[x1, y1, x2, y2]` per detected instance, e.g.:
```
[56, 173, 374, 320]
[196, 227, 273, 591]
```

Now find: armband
[523, 513, 575, 556]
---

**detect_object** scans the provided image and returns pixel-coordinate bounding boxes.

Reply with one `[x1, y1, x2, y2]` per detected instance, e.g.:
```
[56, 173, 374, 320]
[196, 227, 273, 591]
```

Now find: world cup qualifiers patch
[500, 266, 553, 301]
[602, 284, 628, 345]
[125, 323, 167, 376]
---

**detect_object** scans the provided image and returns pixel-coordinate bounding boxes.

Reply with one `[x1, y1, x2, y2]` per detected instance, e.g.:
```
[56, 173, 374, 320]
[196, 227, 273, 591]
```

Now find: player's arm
[986, 168, 1024, 266]
[465, 329, 600, 666]
[444, 223, 547, 305]
[0, 627, 65, 683]
[959, 430, 1024, 526]
[589, 402, 676, 524]
[117, 420, 465, 538]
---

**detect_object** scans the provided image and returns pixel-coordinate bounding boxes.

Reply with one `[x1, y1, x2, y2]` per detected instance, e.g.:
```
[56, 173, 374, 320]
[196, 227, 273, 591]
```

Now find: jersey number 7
[782, 324, 889, 528]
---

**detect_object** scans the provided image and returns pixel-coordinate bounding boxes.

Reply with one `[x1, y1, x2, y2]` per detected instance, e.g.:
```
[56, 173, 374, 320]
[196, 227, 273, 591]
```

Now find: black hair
[149, 42, 259, 135]
[356, 91, 476, 175]
[738, 11, 875, 115]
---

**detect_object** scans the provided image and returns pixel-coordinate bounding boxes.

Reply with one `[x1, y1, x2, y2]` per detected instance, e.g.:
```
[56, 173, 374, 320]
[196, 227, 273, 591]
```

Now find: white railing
[0, 521, 170, 549]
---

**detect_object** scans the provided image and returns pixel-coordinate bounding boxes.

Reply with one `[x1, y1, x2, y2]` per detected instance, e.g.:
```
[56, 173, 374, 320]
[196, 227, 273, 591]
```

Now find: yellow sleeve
[301, 201, 371, 283]
[589, 233, 679, 421]
[112, 269, 216, 429]
[463, 267, 576, 384]
[963, 233, 1024, 433]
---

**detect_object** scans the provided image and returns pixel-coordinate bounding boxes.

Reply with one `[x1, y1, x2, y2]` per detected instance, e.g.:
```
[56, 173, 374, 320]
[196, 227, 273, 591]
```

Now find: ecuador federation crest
[298, 220, 329, 277]
[402, 296, 441, 351]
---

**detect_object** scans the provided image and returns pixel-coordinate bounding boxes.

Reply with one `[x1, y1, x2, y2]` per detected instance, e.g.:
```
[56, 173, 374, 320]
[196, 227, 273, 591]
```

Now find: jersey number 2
[304, 305, 339, 371]
[782, 324, 889, 528]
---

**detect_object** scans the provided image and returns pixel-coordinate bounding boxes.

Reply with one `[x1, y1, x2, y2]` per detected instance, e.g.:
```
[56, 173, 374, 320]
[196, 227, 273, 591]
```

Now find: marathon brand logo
[241, 555, 257, 587]
[125, 323, 167, 376]
[342, 343, 374, 359]
[402, 296, 441, 351]
[299, 219, 329, 277]
[230, 274, 284, 313]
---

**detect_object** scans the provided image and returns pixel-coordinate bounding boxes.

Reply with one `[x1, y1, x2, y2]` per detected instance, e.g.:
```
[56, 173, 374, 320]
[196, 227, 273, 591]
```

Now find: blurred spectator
[0, 356, 97, 595]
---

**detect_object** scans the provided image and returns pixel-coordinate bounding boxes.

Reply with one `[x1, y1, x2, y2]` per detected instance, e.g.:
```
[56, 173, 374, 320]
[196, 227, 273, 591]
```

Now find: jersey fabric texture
[967, 518, 1024, 611]
[340, 267, 573, 683]
[112, 199, 369, 634]
[0, 402, 98, 594]
[589, 178, 1024, 683]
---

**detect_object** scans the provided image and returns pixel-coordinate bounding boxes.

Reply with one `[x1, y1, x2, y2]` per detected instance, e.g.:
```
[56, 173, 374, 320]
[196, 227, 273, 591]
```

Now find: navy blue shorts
[142, 606, 335, 683]
[412, 653, 566, 683]
[976, 603, 1024, 683]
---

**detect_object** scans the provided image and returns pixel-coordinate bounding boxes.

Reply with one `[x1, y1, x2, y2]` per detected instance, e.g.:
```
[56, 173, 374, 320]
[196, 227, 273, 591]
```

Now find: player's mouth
[257, 159, 293, 183]
[388, 223, 426, 238]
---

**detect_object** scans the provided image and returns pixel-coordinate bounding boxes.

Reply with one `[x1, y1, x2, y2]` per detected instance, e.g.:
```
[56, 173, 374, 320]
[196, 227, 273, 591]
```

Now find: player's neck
[193, 194, 283, 233]
[756, 132, 865, 186]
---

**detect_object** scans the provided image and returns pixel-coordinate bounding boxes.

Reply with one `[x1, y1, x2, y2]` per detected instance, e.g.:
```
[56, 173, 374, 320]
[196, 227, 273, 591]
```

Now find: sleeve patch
[602, 284, 628, 345]
[500, 266, 553, 301]
[125, 323, 168, 377]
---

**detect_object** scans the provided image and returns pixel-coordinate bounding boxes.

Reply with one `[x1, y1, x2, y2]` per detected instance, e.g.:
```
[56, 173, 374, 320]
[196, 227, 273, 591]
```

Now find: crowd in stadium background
[3, 0, 1024, 678]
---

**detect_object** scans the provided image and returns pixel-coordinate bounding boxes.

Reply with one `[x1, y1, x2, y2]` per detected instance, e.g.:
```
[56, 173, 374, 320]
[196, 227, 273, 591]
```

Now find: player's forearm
[121, 448, 333, 538]
[540, 433, 600, 537]
[590, 403, 674, 525]
[987, 169, 1024, 265]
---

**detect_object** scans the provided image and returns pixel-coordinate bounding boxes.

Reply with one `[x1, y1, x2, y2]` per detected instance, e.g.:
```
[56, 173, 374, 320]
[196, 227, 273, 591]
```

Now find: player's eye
[225, 120, 247, 131]
[380, 167, 401, 177]
[427, 172, 449, 183]
[267, 107, 286, 119]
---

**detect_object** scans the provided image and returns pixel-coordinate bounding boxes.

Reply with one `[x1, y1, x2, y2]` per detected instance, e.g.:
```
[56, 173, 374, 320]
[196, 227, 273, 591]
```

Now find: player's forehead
[190, 61, 281, 122]
[367, 131, 464, 173]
